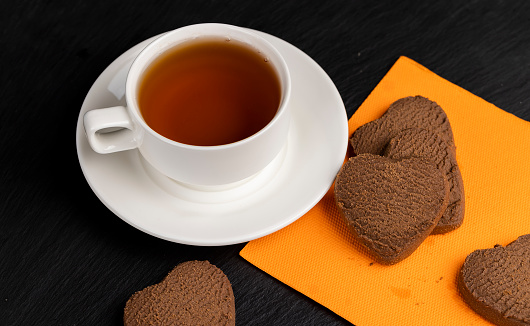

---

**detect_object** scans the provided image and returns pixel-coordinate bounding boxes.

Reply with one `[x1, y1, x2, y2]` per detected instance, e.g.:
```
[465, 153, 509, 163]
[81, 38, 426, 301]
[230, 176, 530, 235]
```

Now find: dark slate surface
[1, 0, 529, 325]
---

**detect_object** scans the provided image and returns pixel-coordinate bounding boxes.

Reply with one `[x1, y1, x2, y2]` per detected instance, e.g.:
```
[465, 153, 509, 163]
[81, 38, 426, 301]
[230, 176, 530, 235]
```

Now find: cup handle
[83, 106, 138, 154]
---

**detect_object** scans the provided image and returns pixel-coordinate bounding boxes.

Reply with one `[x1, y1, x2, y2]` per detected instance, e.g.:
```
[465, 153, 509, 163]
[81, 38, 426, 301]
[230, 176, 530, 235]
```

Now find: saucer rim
[76, 30, 348, 246]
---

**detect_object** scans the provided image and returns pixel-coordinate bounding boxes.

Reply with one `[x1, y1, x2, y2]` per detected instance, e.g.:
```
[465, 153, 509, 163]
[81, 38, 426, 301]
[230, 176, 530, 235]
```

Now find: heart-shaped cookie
[383, 128, 465, 234]
[334, 154, 449, 265]
[350, 95, 455, 156]
[124, 260, 235, 326]
[458, 235, 530, 326]
[349, 96, 462, 234]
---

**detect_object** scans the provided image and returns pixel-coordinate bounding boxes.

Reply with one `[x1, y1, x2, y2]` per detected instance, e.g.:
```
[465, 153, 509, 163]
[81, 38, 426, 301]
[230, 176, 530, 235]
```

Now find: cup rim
[125, 23, 291, 151]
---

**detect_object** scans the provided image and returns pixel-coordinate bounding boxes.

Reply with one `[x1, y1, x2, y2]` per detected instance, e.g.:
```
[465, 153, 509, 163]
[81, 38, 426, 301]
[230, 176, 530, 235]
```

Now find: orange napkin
[240, 56, 530, 326]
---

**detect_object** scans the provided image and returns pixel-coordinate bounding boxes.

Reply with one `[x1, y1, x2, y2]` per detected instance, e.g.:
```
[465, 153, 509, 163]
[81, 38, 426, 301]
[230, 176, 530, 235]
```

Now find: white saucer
[76, 30, 348, 246]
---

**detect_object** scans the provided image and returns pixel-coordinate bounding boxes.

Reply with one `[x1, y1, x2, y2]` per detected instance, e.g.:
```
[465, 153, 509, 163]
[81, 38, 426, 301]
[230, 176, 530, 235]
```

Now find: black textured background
[1, 1, 529, 325]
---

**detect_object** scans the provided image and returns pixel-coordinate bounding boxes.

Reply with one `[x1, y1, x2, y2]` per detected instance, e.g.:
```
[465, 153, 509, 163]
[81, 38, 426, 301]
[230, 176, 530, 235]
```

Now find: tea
[138, 37, 281, 146]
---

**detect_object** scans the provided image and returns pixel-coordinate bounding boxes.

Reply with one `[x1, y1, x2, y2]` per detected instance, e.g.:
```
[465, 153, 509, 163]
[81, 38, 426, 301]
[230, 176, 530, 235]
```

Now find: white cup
[83, 23, 291, 186]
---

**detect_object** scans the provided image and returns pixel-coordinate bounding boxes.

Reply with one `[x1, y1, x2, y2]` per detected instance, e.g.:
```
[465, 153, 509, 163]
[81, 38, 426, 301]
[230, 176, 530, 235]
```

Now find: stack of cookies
[335, 96, 465, 265]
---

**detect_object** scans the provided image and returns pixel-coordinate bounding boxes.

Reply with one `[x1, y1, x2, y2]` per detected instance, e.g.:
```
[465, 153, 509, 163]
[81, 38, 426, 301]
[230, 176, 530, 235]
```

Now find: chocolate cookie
[458, 235, 530, 326]
[350, 96, 455, 156]
[334, 154, 449, 265]
[383, 128, 465, 234]
[124, 260, 235, 326]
